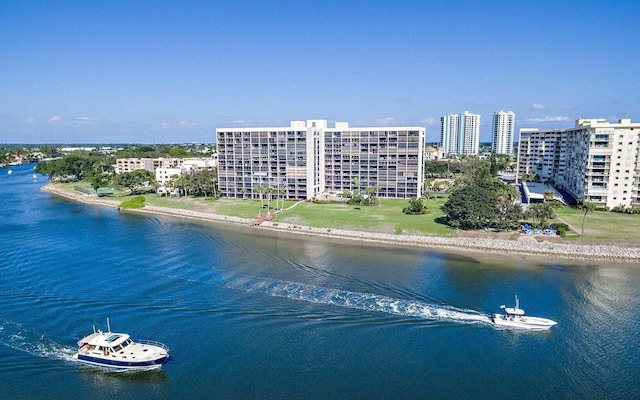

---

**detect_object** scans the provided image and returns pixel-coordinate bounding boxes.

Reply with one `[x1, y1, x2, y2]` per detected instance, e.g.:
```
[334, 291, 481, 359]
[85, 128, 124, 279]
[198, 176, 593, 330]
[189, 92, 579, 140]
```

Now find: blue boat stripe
[77, 354, 167, 367]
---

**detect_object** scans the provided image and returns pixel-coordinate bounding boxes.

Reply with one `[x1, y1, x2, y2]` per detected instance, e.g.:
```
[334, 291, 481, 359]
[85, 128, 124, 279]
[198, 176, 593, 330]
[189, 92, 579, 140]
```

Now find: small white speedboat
[74, 319, 169, 371]
[491, 295, 557, 330]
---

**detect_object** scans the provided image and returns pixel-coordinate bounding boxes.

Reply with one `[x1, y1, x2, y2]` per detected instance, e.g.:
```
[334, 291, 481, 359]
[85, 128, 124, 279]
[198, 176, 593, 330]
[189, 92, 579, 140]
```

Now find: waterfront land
[42, 182, 640, 263]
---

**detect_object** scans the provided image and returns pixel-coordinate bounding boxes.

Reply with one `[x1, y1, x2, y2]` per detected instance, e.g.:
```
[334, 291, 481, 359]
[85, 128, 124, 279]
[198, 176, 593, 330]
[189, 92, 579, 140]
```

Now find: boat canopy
[78, 331, 131, 348]
[505, 307, 525, 315]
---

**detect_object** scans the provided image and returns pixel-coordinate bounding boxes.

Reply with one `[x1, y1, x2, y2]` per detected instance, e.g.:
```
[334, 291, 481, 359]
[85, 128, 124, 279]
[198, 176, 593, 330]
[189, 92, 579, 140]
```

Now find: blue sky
[1, 1, 639, 144]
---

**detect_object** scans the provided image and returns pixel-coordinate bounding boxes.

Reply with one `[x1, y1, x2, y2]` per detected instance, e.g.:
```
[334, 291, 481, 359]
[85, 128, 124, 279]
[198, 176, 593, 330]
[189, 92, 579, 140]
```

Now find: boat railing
[137, 339, 170, 352]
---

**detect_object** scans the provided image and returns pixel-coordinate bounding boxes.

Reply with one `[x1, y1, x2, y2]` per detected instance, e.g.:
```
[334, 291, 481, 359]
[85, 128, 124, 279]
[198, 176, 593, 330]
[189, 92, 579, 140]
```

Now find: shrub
[612, 205, 640, 214]
[612, 205, 627, 213]
[549, 222, 569, 237]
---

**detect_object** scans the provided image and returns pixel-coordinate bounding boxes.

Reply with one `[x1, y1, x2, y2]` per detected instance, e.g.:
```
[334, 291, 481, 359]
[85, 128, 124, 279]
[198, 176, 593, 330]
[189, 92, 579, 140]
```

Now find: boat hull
[491, 314, 557, 330]
[75, 353, 168, 371]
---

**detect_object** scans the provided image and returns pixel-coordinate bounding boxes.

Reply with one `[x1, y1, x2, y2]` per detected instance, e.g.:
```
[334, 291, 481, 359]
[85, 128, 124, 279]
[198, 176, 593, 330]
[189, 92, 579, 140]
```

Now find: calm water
[1, 163, 639, 400]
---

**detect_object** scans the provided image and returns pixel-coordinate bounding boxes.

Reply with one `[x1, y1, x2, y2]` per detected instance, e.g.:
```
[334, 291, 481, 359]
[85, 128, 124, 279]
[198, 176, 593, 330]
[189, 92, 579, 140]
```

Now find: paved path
[556, 217, 582, 235]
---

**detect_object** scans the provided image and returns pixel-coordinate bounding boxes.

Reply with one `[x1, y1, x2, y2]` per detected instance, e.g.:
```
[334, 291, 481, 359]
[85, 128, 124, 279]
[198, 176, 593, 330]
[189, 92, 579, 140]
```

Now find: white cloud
[531, 103, 545, 110]
[421, 118, 437, 126]
[177, 121, 198, 128]
[48, 116, 61, 122]
[524, 116, 571, 123]
[25, 117, 36, 124]
[74, 117, 101, 125]
[374, 117, 396, 126]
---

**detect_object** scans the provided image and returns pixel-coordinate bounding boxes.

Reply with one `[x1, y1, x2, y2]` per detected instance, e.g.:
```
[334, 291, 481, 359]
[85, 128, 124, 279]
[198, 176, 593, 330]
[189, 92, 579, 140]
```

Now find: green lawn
[213, 199, 299, 218]
[142, 193, 455, 236]
[274, 197, 455, 236]
[48, 181, 639, 246]
[555, 206, 640, 245]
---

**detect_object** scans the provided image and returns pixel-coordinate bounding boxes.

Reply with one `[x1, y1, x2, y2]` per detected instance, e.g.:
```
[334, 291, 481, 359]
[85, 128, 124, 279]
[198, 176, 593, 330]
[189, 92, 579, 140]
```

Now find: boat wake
[0, 319, 77, 363]
[223, 276, 492, 326]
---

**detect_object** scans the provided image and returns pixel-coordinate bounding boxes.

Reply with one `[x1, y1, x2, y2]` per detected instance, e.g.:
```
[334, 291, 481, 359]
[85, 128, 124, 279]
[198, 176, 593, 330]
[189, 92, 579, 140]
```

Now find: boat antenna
[93, 324, 96, 334]
[107, 318, 111, 333]
[515, 295, 519, 310]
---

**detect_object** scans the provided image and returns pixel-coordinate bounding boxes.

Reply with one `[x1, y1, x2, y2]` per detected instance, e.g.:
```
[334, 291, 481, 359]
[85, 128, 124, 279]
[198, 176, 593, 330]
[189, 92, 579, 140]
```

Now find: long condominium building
[491, 110, 515, 155]
[440, 111, 480, 156]
[216, 120, 425, 200]
[517, 118, 640, 209]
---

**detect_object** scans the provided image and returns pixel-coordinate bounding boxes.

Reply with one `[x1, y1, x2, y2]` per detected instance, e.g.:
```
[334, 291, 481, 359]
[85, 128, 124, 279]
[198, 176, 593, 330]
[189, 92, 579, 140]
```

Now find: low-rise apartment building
[115, 157, 217, 195]
[115, 157, 217, 174]
[424, 146, 446, 161]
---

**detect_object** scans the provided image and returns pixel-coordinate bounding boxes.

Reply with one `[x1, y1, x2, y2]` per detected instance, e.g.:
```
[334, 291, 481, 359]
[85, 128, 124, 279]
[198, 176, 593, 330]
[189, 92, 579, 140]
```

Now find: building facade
[115, 157, 217, 175]
[440, 111, 480, 156]
[491, 110, 515, 155]
[516, 128, 566, 183]
[424, 146, 446, 161]
[458, 111, 480, 155]
[216, 120, 425, 200]
[440, 113, 459, 155]
[517, 118, 640, 209]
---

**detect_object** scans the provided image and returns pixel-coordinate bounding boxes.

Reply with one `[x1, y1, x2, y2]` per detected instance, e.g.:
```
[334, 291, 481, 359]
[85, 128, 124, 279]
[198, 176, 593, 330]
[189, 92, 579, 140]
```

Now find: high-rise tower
[491, 110, 515, 155]
[458, 111, 480, 155]
[440, 113, 459, 155]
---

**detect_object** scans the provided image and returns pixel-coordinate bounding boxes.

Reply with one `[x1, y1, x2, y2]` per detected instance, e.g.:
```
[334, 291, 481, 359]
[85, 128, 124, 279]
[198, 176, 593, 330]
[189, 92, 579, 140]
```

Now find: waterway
[1, 163, 639, 399]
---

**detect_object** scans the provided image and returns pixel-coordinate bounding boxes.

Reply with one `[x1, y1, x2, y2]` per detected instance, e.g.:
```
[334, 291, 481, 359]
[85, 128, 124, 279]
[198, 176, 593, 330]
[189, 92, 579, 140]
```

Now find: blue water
[1, 163, 639, 399]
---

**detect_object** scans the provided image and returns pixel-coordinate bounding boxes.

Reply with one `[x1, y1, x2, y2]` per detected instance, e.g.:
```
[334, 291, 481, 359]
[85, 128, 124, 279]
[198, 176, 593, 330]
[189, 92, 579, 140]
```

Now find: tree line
[34, 148, 219, 199]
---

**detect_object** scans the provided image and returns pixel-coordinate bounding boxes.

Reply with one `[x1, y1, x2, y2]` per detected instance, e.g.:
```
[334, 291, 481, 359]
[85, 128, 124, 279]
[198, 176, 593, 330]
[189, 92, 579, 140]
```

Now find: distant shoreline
[41, 184, 640, 263]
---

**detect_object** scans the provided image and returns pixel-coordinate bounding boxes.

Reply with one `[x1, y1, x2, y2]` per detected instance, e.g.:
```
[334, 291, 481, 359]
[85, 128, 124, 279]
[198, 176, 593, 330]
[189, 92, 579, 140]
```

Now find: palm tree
[352, 177, 361, 195]
[254, 186, 264, 209]
[264, 186, 273, 212]
[276, 188, 286, 211]
[577, 197, 596, 236]
[543, 189, 555, 203]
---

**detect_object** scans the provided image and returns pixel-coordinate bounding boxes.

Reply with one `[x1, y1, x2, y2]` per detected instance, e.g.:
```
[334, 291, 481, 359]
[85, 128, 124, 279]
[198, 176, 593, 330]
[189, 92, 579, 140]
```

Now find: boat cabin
[78, 331, 133, 355]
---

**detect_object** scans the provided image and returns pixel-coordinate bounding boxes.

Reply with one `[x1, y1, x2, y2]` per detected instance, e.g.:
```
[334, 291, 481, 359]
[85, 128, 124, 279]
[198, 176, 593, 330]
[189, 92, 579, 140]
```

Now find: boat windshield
[106, 334, 121, 342]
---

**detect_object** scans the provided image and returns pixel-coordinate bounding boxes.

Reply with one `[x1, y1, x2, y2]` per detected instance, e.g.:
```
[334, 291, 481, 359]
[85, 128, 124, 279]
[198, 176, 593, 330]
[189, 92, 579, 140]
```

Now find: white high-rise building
[491, 110, 515, 155]
[216, 120, 426, 200]
[440, 113, 459, 155]
[458, 111, 480, 155]
[517, 118, 640, 209]
[440, 111, 480, 156]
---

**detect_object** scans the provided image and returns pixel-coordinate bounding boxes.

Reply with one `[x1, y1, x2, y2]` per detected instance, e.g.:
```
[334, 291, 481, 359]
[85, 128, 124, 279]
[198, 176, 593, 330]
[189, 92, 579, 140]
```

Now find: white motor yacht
[491, 295, 557, 330]
[74, 319, 169, 371]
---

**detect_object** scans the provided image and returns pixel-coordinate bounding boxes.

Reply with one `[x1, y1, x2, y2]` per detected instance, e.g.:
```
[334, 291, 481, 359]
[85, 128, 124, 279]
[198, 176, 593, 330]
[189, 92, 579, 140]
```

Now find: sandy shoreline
[41, 184, 640, 263]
